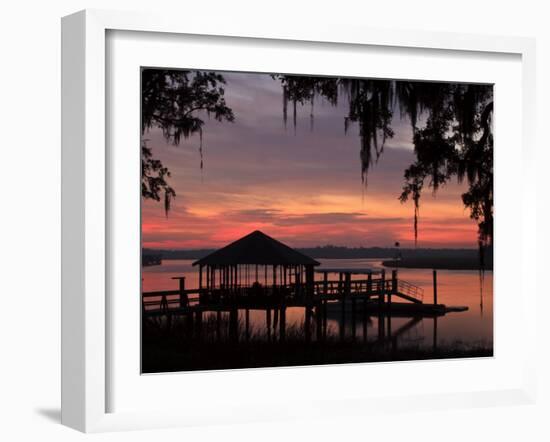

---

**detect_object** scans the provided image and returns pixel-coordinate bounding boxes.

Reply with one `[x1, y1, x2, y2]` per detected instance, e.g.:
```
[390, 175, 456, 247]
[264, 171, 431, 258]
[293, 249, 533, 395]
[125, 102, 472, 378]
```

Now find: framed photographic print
[61, 9, 537, 432]
[140, 68, 494, 373]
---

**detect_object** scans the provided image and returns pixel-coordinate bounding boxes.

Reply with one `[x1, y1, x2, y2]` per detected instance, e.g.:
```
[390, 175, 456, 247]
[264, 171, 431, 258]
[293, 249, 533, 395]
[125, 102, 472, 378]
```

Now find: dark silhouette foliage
[275, 75, 493, 255]
[141, 69, 234, 214]
[141, 69, 493, 263]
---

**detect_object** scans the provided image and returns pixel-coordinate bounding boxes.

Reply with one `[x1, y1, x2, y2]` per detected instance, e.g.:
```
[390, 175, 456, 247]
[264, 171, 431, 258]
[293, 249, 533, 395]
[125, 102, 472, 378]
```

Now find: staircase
[394, 279, 424, 304]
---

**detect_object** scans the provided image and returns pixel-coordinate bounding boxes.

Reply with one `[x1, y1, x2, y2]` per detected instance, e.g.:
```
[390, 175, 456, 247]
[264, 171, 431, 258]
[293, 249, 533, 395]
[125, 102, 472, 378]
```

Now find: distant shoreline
[143, 246, 492, 271]
[381, 259, 492, 271]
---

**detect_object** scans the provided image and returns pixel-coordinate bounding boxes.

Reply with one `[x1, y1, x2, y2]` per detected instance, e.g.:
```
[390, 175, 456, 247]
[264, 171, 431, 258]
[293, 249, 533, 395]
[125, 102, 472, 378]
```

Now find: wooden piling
[273, 307, 279, 331]
[245, 308, 250, 341]
[180, 277, 187, 308]
[433, 270, 438, 305]
[433, 316, 438, 351]
[305, 306, 312, 342]
[362, 308, 368, 343]
[279, 305, 286, 341]
[305, 264, 315, 303]
[378, 313, 385, 341]
[322, 299, 327, 340]
[344, 272, 351, 298]
[351, 297, 357, 342]
[316, 303, 322, 341]
[367, 272, 372, 297]
[266, 308, 272, 342]
[380, 269, 386, 308]
[229, 307, 238, 342]
[391, 270, 397, 307]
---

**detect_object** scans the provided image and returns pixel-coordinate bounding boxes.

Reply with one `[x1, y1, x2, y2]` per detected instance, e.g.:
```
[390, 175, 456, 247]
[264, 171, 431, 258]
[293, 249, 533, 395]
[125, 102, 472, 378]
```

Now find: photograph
[140, 68, 494, 373]
[0, 0, 544, 438]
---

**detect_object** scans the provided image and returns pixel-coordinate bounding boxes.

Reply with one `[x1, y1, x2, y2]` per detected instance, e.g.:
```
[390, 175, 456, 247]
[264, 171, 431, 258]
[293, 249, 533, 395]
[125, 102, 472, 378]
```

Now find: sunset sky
[142, 71, 479, 250]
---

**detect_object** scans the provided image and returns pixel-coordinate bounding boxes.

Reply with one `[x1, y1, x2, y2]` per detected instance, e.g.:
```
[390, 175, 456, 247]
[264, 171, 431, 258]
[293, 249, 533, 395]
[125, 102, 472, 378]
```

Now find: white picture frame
[61, 9, 537, 433]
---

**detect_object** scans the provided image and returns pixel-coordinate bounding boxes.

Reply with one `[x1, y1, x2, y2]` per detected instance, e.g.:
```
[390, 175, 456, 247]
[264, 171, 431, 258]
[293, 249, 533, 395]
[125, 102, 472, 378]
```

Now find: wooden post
[305, 306, 312, 342]
[323, 271, 328, 296]
[433, 270, 438, 305]
[351, 296, 356, 342]
[390, 269, 397, 306]
[344, 272, 351, 297]
[322, 299, 327, 340]
[266, 308, 272, 342]
[305, 265, 315, 342]
[433, 317, 438, 351]
[380, 269, 386, 306]
[305, 265, 314, 303]
[279, 305, 286, 341]
[367, 272, 372, 297]
[229, 307, 238, 342]
[172, 276, 187, 309]
[160, 294, 168, 313]
[363, 307, 368, 343]
[245, 309, 250, 341]
[316, 303, 322, 341]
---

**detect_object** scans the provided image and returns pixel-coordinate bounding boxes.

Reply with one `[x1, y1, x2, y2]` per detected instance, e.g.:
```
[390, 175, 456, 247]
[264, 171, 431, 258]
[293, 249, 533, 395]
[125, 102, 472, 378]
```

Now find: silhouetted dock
[142, 231, 467, 346]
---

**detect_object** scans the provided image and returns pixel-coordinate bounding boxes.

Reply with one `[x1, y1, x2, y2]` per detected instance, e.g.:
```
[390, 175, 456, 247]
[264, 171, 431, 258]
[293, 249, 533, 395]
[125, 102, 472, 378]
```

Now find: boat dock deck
[142, 270, 467, 318]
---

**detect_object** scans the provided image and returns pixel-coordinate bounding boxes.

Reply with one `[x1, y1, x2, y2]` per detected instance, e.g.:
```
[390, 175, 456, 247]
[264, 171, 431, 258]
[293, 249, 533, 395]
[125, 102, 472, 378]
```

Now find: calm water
[142, 258, 493, 349]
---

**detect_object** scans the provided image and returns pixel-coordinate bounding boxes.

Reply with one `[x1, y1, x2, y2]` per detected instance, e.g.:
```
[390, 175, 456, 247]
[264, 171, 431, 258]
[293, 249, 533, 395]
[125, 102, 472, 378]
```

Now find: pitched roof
[193, 230, 320, 267]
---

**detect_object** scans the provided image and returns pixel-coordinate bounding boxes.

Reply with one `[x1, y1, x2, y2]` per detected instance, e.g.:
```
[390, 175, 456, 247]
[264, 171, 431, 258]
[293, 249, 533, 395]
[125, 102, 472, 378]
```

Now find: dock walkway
[142, 270, 465, 318]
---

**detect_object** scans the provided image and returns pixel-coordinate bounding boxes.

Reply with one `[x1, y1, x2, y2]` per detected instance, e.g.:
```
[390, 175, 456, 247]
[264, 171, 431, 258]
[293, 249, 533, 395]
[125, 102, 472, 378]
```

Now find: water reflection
[142, 258, 493, 350]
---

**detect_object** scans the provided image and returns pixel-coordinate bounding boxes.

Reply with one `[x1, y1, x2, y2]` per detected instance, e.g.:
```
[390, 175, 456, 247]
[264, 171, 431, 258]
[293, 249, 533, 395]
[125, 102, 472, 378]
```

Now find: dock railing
[142, 276, 426, 315]
[397, 279, 424, 302]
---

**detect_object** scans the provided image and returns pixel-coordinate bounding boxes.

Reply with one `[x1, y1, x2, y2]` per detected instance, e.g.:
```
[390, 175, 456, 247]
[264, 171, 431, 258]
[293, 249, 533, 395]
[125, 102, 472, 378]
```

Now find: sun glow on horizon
[141, 71, 481, 251]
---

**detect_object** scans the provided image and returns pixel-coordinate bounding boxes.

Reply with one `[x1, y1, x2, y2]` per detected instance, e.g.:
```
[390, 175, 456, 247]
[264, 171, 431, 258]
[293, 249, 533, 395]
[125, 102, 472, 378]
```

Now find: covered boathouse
[192, 230, 320, 303]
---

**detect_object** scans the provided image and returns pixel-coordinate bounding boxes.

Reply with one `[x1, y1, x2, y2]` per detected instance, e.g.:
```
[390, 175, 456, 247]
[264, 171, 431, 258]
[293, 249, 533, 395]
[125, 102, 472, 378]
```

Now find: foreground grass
[142, 317, 492, 373]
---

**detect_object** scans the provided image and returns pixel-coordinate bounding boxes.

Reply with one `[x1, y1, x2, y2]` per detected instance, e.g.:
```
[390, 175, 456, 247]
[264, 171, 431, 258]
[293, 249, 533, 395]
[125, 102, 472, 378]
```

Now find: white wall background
[0, 1, 548, 441]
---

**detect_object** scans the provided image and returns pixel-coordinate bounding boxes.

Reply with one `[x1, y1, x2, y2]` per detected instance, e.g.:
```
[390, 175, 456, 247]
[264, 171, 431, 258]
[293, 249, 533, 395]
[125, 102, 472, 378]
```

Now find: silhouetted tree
[143, 69, 493, 262]
[276, 76, 493, 257]
[141, 141, 176, 213]
[141, 69, 234, 213]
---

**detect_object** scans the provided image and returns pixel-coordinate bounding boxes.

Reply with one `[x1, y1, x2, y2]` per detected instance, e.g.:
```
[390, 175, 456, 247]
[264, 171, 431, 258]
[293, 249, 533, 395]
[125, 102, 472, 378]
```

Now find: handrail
[397, 280, 424, 302]
[142, 276, 426, 312]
